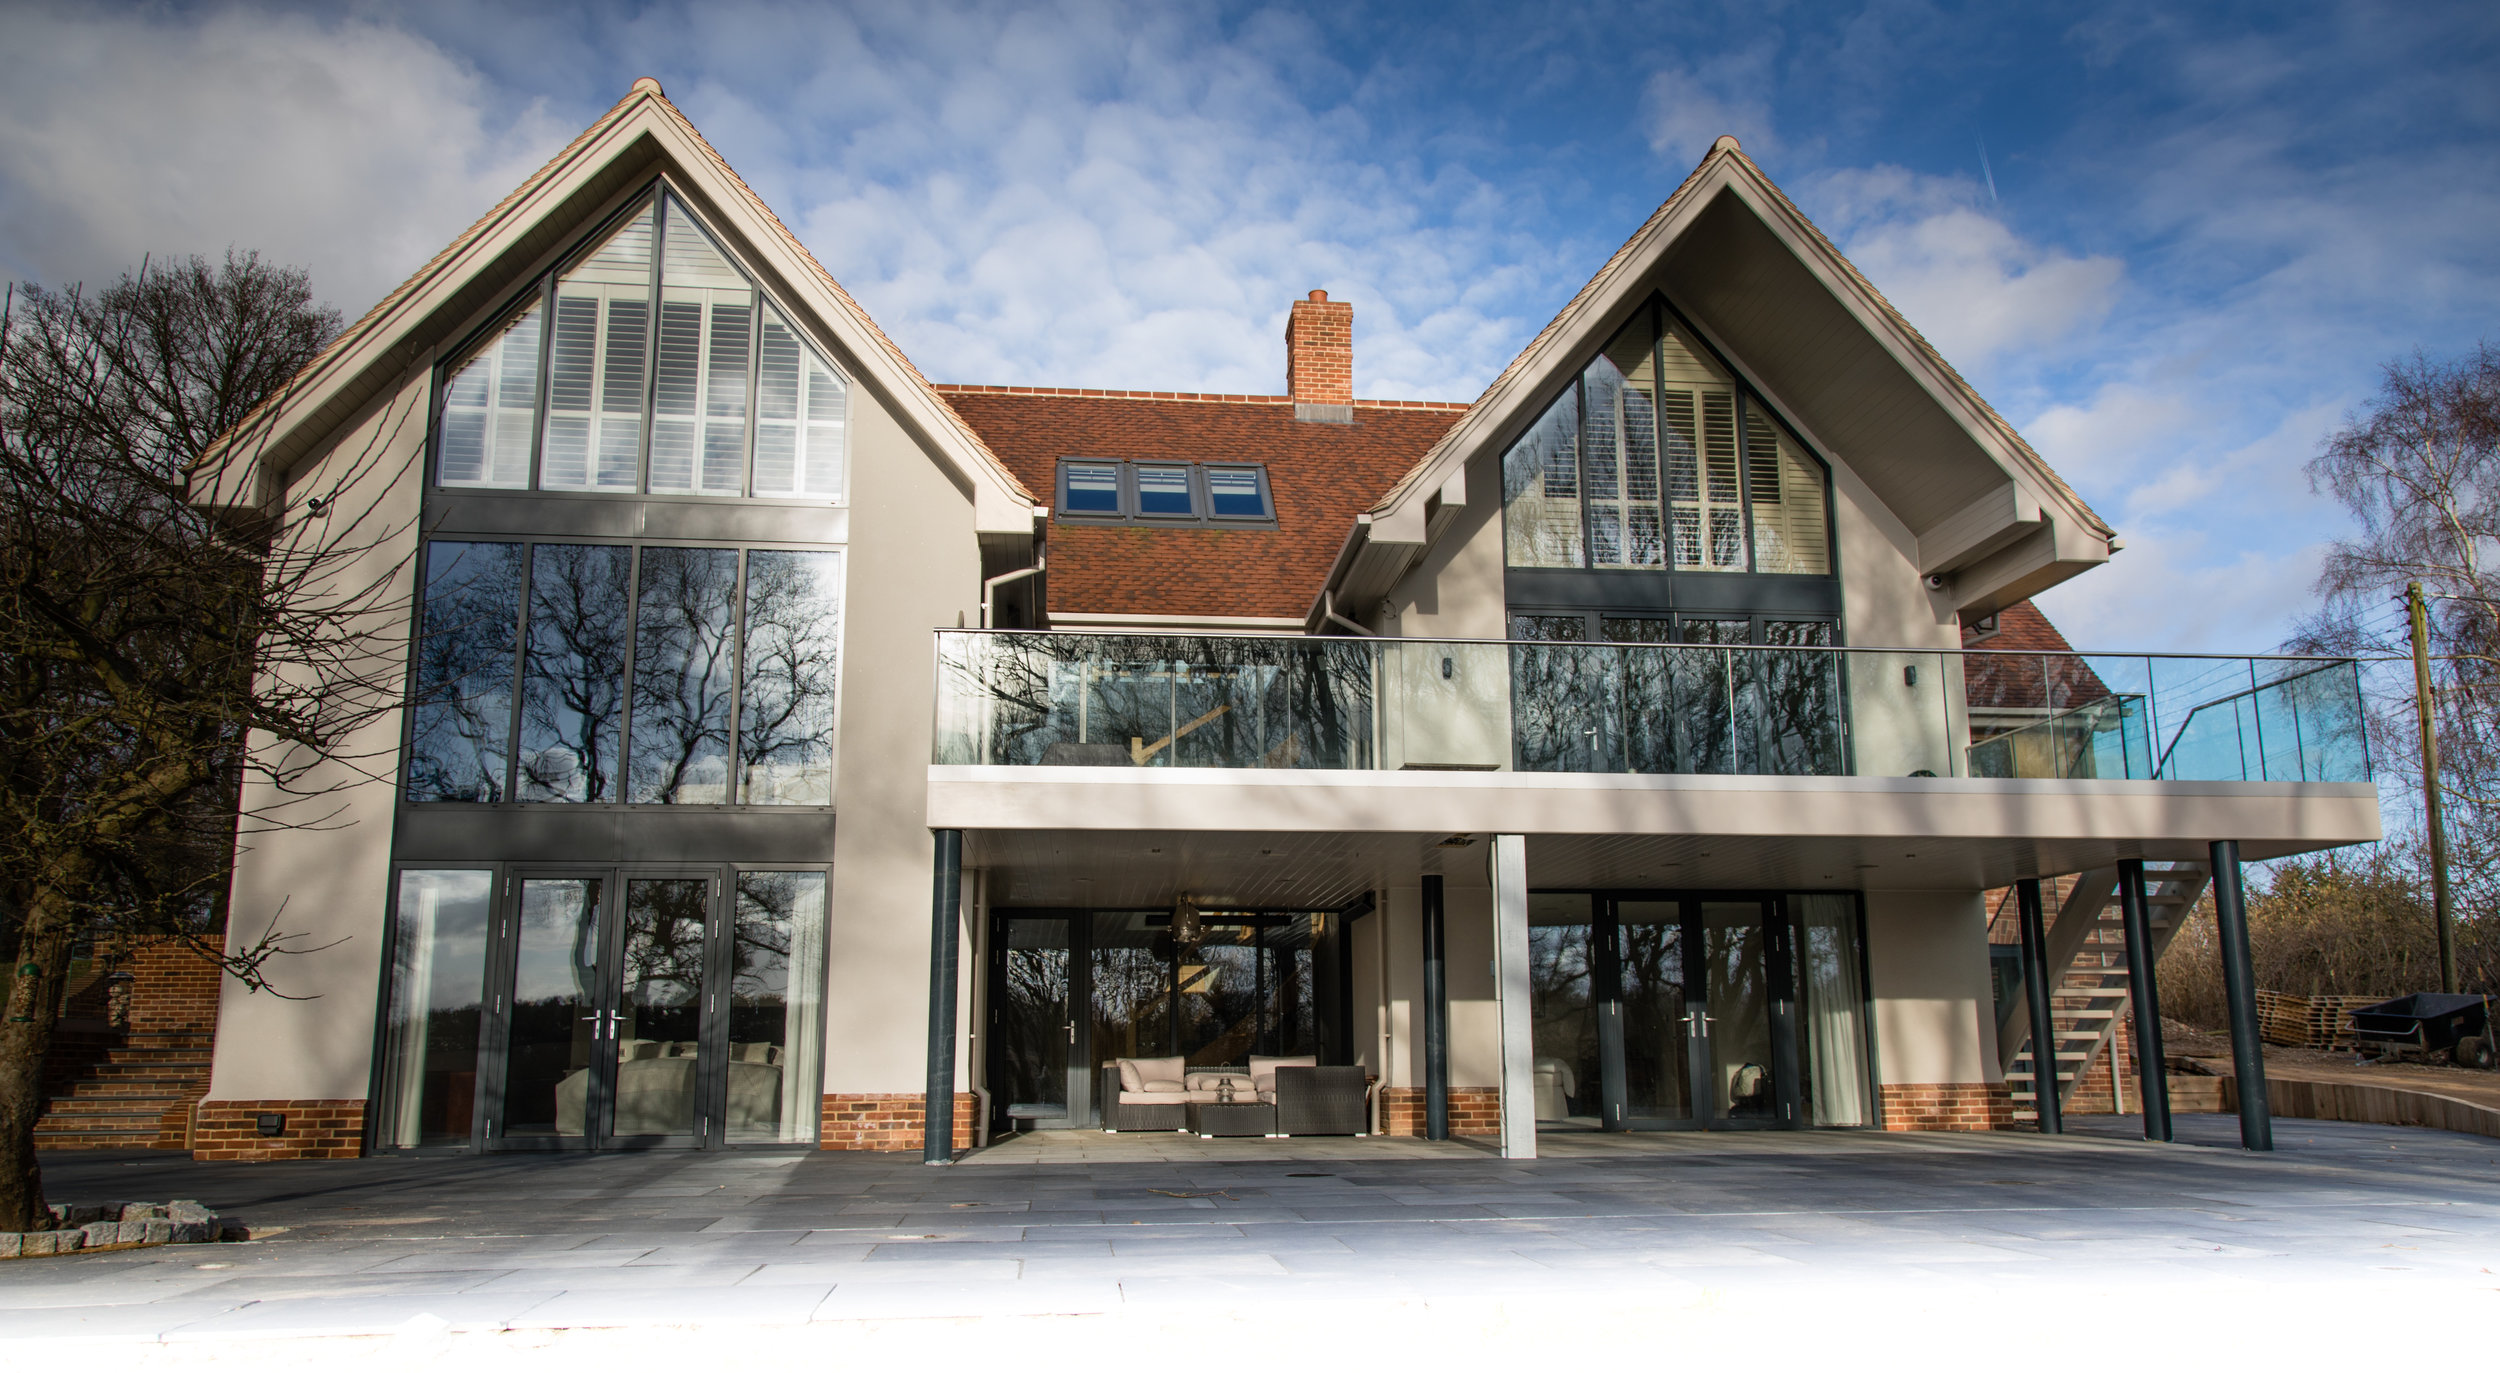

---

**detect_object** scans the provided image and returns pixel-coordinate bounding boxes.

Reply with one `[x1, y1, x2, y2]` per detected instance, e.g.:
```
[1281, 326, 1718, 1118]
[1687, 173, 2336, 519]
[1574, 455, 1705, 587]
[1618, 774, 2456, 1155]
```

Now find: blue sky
[2, 1, 2494, 653]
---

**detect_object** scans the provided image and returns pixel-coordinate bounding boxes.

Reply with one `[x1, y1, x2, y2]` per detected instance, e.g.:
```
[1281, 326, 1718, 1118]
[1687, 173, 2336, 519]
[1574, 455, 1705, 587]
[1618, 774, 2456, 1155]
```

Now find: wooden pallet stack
[2253, 989, 2383, 1051]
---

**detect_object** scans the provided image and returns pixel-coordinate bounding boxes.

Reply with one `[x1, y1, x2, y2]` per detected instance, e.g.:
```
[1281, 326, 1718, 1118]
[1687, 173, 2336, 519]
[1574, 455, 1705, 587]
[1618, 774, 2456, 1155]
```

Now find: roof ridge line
[933, 384, 1471, 411]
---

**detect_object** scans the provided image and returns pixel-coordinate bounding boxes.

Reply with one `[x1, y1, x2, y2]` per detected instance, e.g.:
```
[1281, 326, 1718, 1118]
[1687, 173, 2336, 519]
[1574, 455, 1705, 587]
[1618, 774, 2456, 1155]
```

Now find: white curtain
[383, 876, 440, 1149]
[779, 873, 829, 1144]
[1797, 894, 1871, 1126]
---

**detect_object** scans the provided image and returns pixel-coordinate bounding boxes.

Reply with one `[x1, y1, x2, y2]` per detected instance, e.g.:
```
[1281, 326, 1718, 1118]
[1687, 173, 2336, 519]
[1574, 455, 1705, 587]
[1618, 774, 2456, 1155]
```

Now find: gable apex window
[1052, 459, 1275, 526]
[433, 184, 850, 503]
[1502, 294, 1831, 577]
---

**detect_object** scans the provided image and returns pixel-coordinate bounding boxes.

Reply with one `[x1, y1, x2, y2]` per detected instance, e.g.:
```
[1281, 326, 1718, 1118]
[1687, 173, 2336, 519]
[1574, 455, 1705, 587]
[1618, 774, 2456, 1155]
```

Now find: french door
[490, 869, 718, 1149]
[1530, 893, 1805, 1131]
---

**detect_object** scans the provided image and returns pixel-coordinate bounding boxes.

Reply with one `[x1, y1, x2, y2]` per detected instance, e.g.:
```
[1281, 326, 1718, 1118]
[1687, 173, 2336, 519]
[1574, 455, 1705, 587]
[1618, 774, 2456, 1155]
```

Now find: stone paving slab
[5, 1112, 2498, 1358]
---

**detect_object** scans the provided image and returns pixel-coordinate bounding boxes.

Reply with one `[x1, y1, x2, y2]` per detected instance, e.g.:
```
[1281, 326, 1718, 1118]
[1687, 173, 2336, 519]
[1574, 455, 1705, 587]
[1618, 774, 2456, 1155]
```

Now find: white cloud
[1808, 167, 2122, 371]
[2031, 534, 2327, 655]
[1642, 51, 1779, 167]
[0, 5, 570, 320]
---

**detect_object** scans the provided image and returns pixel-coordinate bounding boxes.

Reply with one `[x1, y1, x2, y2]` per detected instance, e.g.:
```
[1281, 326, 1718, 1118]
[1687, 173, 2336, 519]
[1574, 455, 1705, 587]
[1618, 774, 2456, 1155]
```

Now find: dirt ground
[2162, 1017, 2500, 1110]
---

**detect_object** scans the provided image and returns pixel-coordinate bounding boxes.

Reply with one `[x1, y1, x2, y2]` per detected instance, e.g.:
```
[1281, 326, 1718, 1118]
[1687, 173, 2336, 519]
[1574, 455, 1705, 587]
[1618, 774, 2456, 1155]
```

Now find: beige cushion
[1186, 1070, 1253, 1093]
[1119, 1056, 1184, 1092]
[1118, 1090, 1192, 1105]
[1248, 1054, 1317, 1091]
[1142, 1078, 1187, 1093]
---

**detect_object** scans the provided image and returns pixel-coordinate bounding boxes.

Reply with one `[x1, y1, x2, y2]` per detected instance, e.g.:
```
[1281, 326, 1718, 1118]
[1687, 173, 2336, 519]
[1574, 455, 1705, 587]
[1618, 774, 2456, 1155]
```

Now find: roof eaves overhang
[1315, 137, 2118, 623]
[191, 81, 1036, 533]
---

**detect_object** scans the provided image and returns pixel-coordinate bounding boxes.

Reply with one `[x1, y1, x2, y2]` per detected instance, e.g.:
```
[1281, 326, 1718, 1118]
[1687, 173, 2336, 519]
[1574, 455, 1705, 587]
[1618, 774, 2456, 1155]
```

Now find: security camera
[1924, 574, 1947, 591]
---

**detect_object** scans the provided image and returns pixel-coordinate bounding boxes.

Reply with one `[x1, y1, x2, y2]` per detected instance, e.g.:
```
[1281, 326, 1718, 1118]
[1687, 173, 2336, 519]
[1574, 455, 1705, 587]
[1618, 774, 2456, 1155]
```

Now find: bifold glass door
[375, 864, 828, 1151]
[988, 909, 1346, 1133]
[1529, 892, 1870, 1131]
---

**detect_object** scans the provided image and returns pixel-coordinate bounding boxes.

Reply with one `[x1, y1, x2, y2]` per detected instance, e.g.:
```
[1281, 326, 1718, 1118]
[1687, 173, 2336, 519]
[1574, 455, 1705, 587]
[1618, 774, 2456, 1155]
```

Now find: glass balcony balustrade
[932, 631, 2370, 784]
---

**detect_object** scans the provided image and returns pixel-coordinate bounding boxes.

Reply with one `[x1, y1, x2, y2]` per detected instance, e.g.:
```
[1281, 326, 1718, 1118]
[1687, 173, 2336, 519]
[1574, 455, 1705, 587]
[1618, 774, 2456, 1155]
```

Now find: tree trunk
[0, 904, 79, 1232]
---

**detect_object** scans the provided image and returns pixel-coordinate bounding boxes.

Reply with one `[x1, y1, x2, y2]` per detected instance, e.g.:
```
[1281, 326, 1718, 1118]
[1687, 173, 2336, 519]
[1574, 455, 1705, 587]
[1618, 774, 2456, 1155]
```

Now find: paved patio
[7, 1115, 2496, 1365]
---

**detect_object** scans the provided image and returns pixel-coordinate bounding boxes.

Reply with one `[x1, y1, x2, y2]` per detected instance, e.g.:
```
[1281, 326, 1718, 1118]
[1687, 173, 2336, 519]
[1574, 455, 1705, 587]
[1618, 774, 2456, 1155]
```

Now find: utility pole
[2407, 581, 2458, 994]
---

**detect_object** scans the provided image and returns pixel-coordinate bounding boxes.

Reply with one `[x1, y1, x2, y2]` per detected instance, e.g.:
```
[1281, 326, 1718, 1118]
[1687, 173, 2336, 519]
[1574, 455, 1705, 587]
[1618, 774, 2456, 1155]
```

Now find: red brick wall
[1878, 1082, 2016, 1131]
[1285, 290, 1353, 405]
[819, 1093, 977, 1153]
[1379, 1086, 1501, 1137]
[126, 939, 223, 1035]
[191, 1100, 365, 1160]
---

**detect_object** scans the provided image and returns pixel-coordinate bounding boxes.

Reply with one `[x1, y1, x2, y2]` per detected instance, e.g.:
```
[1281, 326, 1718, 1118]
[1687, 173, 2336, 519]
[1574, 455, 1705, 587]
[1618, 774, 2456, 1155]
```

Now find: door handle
[1066, 1021, 1076, 1044]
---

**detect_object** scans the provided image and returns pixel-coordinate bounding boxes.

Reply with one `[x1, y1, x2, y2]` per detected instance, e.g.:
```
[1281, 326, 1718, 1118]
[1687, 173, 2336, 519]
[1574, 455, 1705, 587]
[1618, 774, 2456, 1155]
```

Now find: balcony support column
[923, 829, 964, 1165]
[2210, 840, 2272, 1151]
[2015, 877, 2062, 1135]
[1490, 834, 1536, 1160]
[1421, 874, 1449, 1142]
[2116, 858, 2172, 1142]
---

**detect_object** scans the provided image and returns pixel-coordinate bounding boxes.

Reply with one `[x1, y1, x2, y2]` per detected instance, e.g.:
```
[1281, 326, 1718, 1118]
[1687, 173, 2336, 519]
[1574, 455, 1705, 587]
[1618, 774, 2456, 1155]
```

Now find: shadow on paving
[5, 1114, 2496, 1346]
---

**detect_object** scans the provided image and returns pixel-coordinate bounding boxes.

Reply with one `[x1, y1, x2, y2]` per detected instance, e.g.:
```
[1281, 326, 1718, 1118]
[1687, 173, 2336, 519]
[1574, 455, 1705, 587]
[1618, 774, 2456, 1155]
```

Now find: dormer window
[1503, 294, 1829, 576]
[433, 185, 849, 502]
[1052, 460, 1275, 526]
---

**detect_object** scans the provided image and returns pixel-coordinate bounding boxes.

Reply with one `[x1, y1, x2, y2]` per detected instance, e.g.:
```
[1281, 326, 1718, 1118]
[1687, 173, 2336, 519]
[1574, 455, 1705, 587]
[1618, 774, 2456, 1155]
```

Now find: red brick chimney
[1286, 289, 1353, 421]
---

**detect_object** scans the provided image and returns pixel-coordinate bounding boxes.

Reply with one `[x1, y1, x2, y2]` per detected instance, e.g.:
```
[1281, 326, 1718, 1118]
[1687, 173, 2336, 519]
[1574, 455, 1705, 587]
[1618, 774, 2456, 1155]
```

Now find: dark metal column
[2015, 878, 2062, 1135]
[2210, 840, 2272, 1151]
[2116, 858, 2172, 1142]
[1421, 874, 1450, 1142]
[923, 829, 964, 1165]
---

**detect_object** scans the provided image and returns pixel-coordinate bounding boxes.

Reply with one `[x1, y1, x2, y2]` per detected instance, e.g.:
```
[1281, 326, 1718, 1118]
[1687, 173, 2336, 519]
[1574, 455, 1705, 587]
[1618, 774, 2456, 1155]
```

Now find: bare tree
[0, 253, 414, 1231]
[2294, 343, 2500, 901]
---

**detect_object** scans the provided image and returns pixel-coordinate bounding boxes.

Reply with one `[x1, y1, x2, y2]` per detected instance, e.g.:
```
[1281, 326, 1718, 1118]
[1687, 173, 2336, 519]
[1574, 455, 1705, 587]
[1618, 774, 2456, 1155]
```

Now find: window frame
[398, 534, 846, 811]
[1050, 458, 1276, 527]
[1496, 291, 1838, 579]
[428, 179, 853, 506]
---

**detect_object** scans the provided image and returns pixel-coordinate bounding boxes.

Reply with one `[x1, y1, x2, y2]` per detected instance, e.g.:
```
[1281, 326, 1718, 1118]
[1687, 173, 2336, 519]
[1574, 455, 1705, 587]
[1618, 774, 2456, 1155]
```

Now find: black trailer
[2346, 993, 2492, 1066]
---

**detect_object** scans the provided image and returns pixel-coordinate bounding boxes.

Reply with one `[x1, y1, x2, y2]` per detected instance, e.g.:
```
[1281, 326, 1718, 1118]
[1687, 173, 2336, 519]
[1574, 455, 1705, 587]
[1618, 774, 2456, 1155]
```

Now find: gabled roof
[196, 79, 1035, 530]
[1317, 135, 2119, 630]
[940, 387, 1462, 622]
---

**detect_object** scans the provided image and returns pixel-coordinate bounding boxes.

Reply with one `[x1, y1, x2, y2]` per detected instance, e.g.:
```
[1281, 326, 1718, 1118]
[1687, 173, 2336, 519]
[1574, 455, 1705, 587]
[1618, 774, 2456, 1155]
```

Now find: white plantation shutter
[437, 301, 541, 489]
[1745, 399, 1830, 576]
[1657, 329, 1745, 571]
[540, 204, 655, 491]
[752, 305, 849, 499]
[649, 198, 755, 496]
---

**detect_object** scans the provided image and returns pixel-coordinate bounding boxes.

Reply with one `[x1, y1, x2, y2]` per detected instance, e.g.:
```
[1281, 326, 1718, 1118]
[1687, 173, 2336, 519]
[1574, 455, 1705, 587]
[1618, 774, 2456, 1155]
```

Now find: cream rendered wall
[1831, 458, 1966, 776]
[822, 390, 984, 1094]
[1385, 446, 1508, 641]
[1373, 882, 1500, 1091]
[1863, 889, 1999, 1085]
[208, 371, 430, 1102]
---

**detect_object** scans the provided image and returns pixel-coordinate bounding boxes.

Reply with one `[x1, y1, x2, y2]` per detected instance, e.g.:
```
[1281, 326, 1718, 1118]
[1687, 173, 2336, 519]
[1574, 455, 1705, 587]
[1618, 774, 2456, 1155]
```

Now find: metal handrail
[931, 625, 2372, 666]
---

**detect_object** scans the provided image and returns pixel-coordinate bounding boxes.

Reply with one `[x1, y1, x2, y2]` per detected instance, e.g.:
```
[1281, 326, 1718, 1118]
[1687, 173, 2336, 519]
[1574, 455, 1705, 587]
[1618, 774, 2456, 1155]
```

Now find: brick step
[39, 1098, 173, 1118]
[66, 1079, 199, 1099]
[88, 1060, 211, 1078]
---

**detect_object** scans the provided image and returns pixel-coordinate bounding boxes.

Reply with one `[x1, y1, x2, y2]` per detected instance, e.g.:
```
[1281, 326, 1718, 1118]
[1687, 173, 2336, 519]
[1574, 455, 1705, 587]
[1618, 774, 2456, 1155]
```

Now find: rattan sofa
[1098, 1060, 1371, 1135]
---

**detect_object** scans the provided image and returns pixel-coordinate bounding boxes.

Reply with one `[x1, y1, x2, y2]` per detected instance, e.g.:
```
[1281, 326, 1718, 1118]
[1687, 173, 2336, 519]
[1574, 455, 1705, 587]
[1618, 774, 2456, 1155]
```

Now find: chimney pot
[1286, 289, 1354, 419]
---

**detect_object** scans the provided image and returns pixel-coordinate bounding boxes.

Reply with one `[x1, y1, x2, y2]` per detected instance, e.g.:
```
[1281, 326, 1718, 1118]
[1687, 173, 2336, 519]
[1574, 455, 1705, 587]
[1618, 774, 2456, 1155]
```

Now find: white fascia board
[194, 91, 1034, 532]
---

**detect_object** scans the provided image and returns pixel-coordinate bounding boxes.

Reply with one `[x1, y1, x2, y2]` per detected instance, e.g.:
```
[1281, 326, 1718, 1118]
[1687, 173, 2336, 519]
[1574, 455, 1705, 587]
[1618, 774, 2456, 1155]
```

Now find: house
[178, 79, 2377, 1161]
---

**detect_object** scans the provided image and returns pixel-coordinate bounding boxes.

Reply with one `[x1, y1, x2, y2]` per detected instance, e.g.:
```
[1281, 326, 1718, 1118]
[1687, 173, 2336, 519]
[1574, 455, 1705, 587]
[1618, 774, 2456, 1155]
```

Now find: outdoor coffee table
[1188, 1100, 1275, 1138]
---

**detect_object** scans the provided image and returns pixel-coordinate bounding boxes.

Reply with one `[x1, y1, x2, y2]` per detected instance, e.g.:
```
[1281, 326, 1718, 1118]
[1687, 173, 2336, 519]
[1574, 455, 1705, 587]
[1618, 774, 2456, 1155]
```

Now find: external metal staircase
[1998, 862, 2211, 1122]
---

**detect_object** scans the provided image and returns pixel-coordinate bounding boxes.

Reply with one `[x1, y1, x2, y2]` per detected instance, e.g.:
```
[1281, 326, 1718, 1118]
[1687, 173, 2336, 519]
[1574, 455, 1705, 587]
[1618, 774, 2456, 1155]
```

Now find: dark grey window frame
[427, 177, 852, 505]
[1498, 291, 1840, 580]
[365, 858, 834, 1155]
[398, 534, 841, 812]
[1051, 458, 1277, 528]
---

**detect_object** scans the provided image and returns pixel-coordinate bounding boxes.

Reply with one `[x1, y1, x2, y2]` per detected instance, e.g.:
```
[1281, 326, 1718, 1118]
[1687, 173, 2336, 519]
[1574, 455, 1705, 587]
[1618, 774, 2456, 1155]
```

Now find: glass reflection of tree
[518, 544, 630, 801]
[622, 880, 706, 1035]
[1181, 925, 1263, 1064]
[1090, 932, 1172, 1061]
[955, 634, 1373, 769]
[995, 923, 1068, 1109]
[408, 542, 522, 802]
[1527, 923, 1599, 1115]
[729, 873, 798, 1050]
[1757, 623, 1840, 776]
[630, 547, 738, 803]
[1511, 641, 1617, 773]
[738, 552, 839, 804]
[1617, 919, 1688, 1112]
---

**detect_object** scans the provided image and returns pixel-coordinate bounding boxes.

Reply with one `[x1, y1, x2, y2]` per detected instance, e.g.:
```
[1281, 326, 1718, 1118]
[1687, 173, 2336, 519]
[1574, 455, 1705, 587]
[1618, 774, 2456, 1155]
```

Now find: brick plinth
[819, 1094, 977, 1153]
[1379, 1086, 1501, 1137]
[1879, 1082, 2016, 1132]
[191, 1100, 365, 1160]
